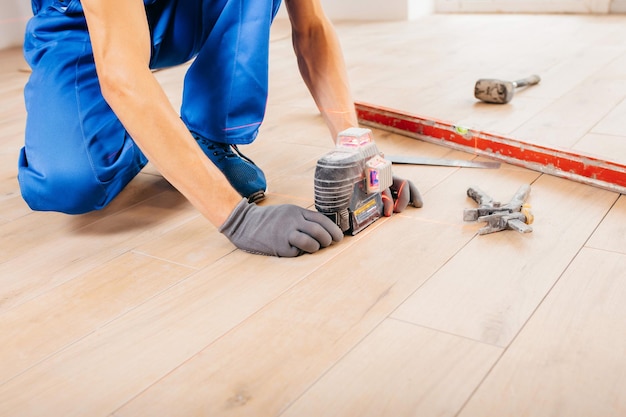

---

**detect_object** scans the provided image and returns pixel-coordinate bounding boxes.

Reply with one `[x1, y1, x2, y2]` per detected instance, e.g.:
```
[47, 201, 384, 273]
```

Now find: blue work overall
[19, 0, 282, 214]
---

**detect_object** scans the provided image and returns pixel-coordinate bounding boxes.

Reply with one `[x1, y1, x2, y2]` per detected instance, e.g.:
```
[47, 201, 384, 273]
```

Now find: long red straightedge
[356, 101, 626, 195]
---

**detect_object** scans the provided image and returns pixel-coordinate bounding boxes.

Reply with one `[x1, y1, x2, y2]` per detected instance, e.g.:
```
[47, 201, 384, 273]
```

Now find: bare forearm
[101, 70, 241, 226]
[82, 0, 240, 227]
[289, 10, 358, 140]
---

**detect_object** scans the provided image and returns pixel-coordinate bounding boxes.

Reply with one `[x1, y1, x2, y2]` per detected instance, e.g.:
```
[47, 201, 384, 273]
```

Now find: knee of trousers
[18, 147, 126, 215]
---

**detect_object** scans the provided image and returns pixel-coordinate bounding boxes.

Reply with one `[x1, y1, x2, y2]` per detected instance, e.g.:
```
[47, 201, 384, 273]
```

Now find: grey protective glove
[219, 198, 344, 257]
[382, 176, 424, 216]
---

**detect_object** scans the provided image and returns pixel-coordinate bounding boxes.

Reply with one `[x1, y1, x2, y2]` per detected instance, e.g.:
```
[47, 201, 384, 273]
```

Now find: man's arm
[80, 0, 343, 256]
[81, 0, 242, 227]
[284, 0, 359, 140]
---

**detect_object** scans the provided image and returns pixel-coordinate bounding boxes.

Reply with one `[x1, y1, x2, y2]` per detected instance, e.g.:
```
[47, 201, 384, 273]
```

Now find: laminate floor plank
[391, 174, 618, 347]
[0, 182, 196, 312]
[573, 132, 626, 162]
[339, 15, 626, 164]
[590, 95, 626, 137]
[281, 319, 502, 417]
[132, 214, 235, 269]
[111, 217, 472, 417]
[511, 59, 626, 150]
[0, 251, 195, 386]
[586, 194, 626, 254]
[1, 14, 625, 417]
[111, 163, 533, 417]
[0, 150, 27, 222]
[458, 248, 626, 417]
[0, 247, 358, 417]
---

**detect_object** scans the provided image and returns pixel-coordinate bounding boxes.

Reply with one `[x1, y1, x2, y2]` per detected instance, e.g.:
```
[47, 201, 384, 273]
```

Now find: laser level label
[354, 197, 377, 223]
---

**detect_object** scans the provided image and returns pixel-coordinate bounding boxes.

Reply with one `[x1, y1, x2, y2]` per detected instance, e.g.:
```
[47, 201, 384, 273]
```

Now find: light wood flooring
[1, 13, 626, 417]
[343, 14, 626, 166]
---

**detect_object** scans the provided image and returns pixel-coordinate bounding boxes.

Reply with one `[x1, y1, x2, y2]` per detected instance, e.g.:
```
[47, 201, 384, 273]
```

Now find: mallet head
[474, 74, 541, 104]
[474, 79, 515, 104]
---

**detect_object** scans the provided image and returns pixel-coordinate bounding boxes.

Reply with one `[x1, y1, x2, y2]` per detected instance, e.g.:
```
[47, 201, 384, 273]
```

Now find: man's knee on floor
[19, 172, 108, 215]
[18, 148, 108, 214]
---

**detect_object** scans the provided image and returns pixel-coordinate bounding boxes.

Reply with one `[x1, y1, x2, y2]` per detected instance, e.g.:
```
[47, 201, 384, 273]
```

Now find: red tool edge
[355, 101, 626, 194]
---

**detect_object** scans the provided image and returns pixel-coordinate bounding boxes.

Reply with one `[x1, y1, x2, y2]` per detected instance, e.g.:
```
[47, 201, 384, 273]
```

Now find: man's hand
[382, 176, 423, 217]
[219, 199, 344, 257]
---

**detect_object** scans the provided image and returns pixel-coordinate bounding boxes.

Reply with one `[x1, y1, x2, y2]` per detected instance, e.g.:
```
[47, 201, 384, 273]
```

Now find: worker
[19, 0, 417, 257]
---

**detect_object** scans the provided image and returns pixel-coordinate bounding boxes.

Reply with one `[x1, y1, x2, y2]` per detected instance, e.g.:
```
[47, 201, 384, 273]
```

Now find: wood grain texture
[0, 252, 195, 385]
[586, 194, 626, 253]
[392, 174, 618, 347]
[112, 209, 478, 417]
[0, 249, 350, 417]
[281, 319, 502, 417]
[339, 15, 626, 165]
[1, 14, 626, 417]
[458, 248, 626, 417]
[0, 180, 195, 312]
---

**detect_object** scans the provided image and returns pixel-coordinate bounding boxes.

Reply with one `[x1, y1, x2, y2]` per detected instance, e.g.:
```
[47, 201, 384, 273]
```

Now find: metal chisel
[386, 155, 501, 169]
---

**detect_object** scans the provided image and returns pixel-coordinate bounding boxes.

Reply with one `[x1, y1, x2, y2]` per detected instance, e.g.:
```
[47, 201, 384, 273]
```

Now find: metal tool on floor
[463, 184, 534, 235]
[474, 74, 541, 104]
[386, 155, 500, 169]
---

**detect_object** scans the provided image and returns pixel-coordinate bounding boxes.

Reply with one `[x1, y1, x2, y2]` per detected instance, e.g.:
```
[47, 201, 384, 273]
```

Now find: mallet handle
[513, 74, 541, 88]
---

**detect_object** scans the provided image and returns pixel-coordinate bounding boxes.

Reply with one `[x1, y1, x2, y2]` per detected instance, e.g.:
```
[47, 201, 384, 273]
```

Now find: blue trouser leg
[180, 0, 282, 145]
[20, 0, 281, 214]
[20, 1, 148, 214]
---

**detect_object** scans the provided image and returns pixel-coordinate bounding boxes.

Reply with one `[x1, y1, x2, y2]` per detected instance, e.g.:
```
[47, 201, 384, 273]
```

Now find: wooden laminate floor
[342, 14, 626, 166]
[1, 13, 625, 417]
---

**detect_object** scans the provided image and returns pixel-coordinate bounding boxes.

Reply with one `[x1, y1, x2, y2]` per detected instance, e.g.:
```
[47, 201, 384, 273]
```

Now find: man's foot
[193, 134, 266, 203]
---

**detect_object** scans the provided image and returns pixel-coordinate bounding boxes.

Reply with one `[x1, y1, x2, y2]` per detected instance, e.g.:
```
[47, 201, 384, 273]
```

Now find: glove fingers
[220, 201, 343, 258]
[301, 210, 344, 243]
[382, 188, 394, 217]
[301, 220, 335, 248]
[408, 180, 424, 208]
[292, 211, 352, 253]
[288, 230, 324, 254]
[392, 178, 410, 213]
[277, 240, 304, 258]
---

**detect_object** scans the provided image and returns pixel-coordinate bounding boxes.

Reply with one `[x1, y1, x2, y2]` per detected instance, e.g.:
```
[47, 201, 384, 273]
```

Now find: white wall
[0, 1, 31, 49]
[2, 1, 430, 50]
[611, 0, 626, 11]
[318, 0, 433, 20]
[0, 0, 626, 49]
[277, 0, 434, 21]
[6, 0, 622, 51]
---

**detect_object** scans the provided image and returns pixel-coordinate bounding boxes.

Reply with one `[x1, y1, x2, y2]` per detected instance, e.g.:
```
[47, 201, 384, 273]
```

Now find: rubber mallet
[474, 74, 541, 104]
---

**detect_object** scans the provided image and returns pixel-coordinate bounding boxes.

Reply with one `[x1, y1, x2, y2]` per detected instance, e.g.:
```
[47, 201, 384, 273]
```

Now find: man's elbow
[292, 21, 326, 57]
[96, 62, 144, 106]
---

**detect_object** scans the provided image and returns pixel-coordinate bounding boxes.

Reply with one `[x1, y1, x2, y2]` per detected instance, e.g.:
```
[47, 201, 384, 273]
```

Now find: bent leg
[180, 0, 283, 144]
[142, 0, 282, 201]
[20, 7, 147, 214]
